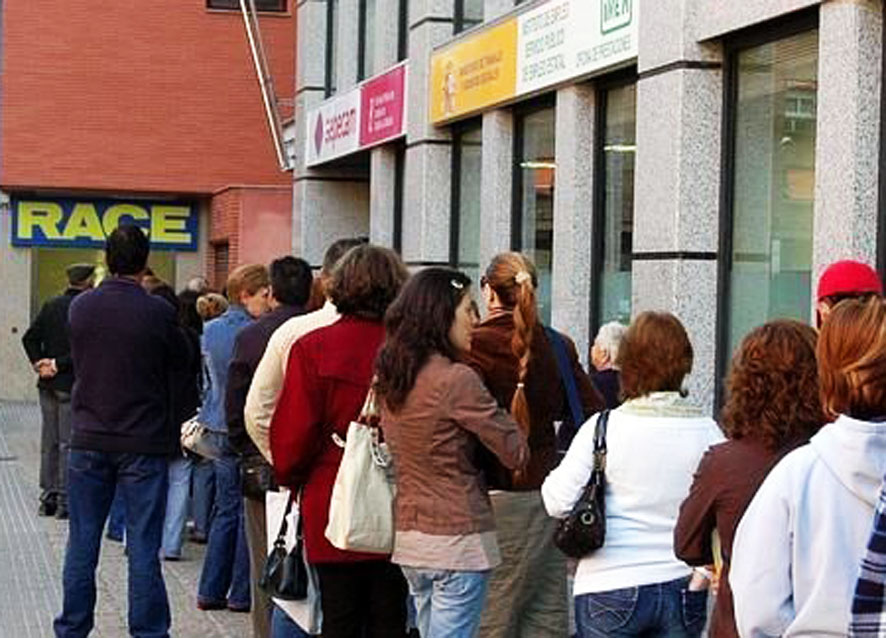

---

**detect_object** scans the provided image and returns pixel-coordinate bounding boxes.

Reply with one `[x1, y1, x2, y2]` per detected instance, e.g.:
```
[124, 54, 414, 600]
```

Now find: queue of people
[28, 222, 886, 638]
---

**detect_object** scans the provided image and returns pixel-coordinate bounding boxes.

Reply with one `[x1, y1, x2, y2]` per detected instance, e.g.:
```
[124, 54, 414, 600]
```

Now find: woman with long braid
[467, 252, 603, 638]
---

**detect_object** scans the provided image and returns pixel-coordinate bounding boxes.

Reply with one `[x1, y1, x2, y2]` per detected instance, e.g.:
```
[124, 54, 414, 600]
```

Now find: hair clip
[515, 271, 531, 285]
[451, 279, 464, 290]
[516, 382, 525, 389]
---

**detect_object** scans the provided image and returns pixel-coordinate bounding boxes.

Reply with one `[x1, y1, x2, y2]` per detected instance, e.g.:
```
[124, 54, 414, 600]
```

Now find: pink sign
[359, 64, 406, 147]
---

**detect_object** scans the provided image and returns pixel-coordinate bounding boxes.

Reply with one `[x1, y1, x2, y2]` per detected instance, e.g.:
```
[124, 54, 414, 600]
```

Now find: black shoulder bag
[259, 492, 309, 601]
[553, 409, 609, 558]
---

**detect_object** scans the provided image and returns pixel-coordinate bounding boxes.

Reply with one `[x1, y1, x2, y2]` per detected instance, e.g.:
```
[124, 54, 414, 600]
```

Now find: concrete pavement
[0, 401, 250, 638]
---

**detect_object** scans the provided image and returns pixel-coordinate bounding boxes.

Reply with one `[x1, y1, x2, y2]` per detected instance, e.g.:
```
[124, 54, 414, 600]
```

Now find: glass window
[451, 122, 483, 285]
[207, 0, 287, 11]
[726, 29, 818, 356]
[358, 0, 376, 80]
[325, 0, 338, 96]
[397, 0, 408, 62]
[597, 82, 636, 327]
[394, 142, 406, 254]
[454, 0, 483, 34]
[514, 105, 556, 324]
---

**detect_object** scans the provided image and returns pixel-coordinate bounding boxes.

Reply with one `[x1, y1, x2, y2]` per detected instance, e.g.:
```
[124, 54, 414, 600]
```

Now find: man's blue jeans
[161, 455, 192, 558]
[197, 447, 250, 608]
[54, 449, 170, 638]
[191, 457, 215, 537]
[271, 603, 311, 638]
[574, 575, 708, 638]
[401, 567, 491, 638]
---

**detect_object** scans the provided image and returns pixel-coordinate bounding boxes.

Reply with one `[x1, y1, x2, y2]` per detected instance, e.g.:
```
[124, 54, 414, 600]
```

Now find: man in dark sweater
[225, 255, 312, 638]
[22, 263, 95, 519]
[54, 225, 187, 638]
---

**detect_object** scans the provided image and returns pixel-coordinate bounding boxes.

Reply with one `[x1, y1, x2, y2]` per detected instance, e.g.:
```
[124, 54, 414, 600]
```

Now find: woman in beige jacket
[375, 267, 528, 638]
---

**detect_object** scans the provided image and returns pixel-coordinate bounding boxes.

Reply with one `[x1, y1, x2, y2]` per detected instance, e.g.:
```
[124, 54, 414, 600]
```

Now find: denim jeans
[192, 456, 216, 537]
[161, 455, 192, 558]
[401, 567, 491, 638]
[106, 486, 126, 541]
[271, 603, 311, 638]
[197, 445, 250, 608]
[574, 576, 708, 638]
[38, 388, 71, 506]
[54, 449, 170, 638]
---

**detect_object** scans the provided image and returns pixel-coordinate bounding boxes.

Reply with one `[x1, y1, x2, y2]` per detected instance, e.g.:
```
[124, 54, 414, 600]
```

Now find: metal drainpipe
[239, 0, 294, 171]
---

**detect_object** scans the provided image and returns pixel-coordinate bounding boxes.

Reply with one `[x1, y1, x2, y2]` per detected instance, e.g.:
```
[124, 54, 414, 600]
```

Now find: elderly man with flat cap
[22, 262, 95, 519]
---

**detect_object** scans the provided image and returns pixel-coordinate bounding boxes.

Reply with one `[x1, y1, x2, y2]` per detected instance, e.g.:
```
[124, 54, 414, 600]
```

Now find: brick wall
[0, 0, 295, 195]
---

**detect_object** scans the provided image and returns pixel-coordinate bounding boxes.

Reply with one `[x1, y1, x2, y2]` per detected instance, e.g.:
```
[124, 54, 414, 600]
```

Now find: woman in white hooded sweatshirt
[731, 297, 886, 637]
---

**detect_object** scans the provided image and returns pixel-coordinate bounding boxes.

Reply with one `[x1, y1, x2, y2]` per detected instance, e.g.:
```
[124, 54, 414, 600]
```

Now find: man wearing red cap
[816, 260, 883, 327]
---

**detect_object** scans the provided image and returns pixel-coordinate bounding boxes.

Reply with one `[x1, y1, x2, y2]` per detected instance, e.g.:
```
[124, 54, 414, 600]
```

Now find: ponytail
[510, 274, 537, 437]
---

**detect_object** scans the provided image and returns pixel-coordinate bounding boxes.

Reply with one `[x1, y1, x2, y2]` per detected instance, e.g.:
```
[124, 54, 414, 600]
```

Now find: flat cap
[66, 263, 96, 286]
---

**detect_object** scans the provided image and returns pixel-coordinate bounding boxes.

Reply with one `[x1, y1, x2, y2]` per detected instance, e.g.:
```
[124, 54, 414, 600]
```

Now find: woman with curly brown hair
[674, 319, 825, 638]
[467, 252, 602, 638]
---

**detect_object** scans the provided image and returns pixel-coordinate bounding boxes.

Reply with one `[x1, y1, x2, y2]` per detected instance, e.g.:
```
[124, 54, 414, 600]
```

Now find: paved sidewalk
[0, 401, 250, 638]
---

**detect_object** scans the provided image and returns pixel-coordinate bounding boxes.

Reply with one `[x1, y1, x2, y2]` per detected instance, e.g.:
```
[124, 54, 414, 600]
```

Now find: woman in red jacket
[270, 244, 410, 638]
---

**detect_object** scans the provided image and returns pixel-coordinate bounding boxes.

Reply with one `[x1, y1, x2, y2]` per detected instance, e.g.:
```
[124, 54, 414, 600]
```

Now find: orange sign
[429, 20, 518, 124]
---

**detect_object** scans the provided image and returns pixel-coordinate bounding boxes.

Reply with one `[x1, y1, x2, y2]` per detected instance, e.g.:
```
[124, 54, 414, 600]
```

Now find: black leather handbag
[553, 409, 609, 559]
[259, 493, 309, 601]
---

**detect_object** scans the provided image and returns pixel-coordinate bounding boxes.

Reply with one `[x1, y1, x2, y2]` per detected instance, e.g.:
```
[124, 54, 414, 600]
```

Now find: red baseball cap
[817, 260, 883, 301]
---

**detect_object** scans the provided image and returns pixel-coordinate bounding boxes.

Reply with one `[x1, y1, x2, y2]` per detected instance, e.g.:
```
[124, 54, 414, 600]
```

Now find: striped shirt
[851, 479, 886, 637]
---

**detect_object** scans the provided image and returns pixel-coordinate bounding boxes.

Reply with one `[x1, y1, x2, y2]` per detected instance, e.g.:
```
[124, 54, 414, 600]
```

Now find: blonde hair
[226, 264, 270, 304]
[484, 252, 538, 436]
[196, 293, 228, 321]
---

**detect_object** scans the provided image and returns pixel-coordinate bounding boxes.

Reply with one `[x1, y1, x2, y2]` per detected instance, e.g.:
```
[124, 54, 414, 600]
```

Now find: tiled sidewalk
[0, 401, 249, 638]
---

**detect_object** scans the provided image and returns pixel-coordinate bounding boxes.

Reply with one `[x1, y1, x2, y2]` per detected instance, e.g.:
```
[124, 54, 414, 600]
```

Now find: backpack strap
[544, 326, 585, 427]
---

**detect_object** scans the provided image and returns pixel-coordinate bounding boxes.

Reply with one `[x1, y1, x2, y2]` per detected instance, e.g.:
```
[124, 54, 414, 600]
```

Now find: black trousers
[315, 560, 408, 638]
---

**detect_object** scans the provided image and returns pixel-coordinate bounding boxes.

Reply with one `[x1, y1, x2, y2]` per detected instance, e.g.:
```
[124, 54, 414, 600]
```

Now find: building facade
[0, 0, 296, 400]
[293, 0, 883, 412]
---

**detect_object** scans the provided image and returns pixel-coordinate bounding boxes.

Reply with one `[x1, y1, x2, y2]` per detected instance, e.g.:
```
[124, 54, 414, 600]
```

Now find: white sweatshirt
[541, 392, 723, 596]
[731, 415, 886, 638]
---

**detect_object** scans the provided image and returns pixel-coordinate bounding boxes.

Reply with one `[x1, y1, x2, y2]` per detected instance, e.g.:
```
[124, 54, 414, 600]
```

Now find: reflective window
[454, 0, 483, 34]
[726, 29, 818, 355]
[514, 105, 555, 324]
[359, 0, 376, 80]
[451, 122, 483, 285]
[597, 82, 636, 327]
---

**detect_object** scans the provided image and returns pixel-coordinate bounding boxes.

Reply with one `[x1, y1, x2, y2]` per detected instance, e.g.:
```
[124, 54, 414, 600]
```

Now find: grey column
[812, 0, 882, 283]
[551, 83, 596, 364]
[402, 7, 455, 265]
[369, 146, 398, 247]
[0, 200, 35, 401]
[633, 0, 724, 412]
[337, 0, 360, 90]
[478, 109, 514, 271]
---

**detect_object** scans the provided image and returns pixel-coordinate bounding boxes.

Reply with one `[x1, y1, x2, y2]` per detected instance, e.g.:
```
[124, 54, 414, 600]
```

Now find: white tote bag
[325, 389, 396, 554]
[265, 489, 322, 635]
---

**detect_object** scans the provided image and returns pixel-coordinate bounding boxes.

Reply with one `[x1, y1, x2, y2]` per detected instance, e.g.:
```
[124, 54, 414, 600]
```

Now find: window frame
[394, 142, 406, 254]
[449, 118, 483, 269]
[206, 0, 287, 12]
[324, 0, 337, 97]
[714, 8, 820, 408]
[453, 0, 483, 35]
[397, 0, 408, 62]
[357, 0, 372, 81]
[589, 69, 638, 339]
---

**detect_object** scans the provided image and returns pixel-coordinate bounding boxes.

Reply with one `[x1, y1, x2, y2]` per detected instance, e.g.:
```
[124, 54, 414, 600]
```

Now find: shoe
[38, 499, 57, 517]
[189, 531, 208, 545]
[227, 602, 251, 613]
[55, 504, 69, 520]
[105, 531, 124, 543]
[197, 599, 227, 611]
[162, 554, 181, 562]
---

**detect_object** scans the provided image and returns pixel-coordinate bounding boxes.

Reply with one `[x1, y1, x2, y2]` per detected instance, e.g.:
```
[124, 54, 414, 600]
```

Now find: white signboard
[305, 90, 361, 166]
[516, 0, 638, 96]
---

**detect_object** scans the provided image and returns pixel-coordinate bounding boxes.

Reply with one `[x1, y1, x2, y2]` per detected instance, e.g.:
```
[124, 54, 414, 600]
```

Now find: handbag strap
[544, 326, 584, 427]
[592, 410, 610, 474]
[273, 491, 295, 546]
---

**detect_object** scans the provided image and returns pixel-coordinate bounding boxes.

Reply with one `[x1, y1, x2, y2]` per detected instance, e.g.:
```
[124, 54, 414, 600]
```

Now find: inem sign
[11, 197, 198, 251]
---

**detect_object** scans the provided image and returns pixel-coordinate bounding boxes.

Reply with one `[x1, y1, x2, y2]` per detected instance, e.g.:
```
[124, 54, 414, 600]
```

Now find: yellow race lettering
[17, 201, 63, 240]
[62, 203, 105, 241]
[150, 206, 192, 244]
[103, 204, 149, 235]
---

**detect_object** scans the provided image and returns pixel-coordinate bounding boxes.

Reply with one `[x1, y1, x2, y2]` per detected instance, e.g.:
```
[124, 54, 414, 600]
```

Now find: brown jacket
[674, 438, 802, 638]
[466, 312, 604, 490]
[381, 354, 528, 536]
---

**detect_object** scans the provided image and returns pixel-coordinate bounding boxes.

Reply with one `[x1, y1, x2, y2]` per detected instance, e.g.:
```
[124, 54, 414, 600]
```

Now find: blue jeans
[574, 576, 708, 638]
[271, 604, 312, 638]
[197, 447, 250, 608]
[106, 485, 126, 541]
[401, 567, 490, 638]
[192, 456, 216, 536]
[54, 450, 170, 638]
[161, 455, 192, 558]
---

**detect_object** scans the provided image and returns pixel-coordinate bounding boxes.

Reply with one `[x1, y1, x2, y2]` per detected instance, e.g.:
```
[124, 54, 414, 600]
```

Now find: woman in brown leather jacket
[375, 267, 528, 638]
[467, 252, 603, 638]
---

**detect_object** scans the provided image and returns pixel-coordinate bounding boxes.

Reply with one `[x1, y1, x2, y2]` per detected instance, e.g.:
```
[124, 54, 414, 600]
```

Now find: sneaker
[227, 602, 251, 613]
[197, 599, 227, 611]
[189, 530, 208, 545]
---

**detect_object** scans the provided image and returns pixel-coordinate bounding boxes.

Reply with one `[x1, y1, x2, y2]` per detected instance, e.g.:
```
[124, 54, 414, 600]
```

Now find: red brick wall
[0, 0, 295, 194]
